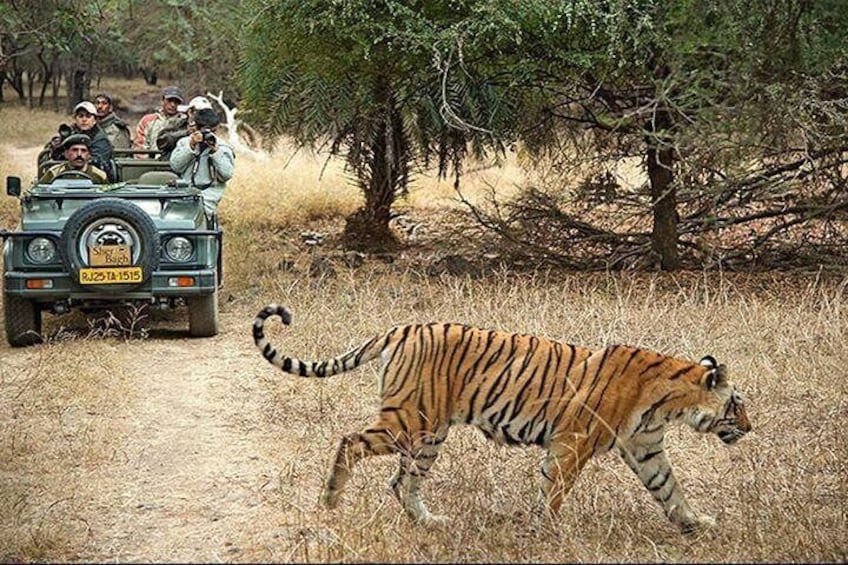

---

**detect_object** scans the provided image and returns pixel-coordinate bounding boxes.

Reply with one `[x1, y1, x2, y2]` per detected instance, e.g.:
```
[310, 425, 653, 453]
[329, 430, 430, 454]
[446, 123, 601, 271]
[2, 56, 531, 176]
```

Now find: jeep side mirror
[6, 176, 21, 197]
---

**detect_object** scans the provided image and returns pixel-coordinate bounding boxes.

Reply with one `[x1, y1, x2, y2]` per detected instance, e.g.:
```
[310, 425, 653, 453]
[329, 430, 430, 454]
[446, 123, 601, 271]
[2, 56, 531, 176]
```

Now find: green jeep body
[1, 150, 222, 346]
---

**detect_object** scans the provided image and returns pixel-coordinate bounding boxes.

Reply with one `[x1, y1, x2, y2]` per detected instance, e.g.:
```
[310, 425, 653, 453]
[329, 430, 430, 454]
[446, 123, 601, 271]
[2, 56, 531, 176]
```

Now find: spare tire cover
[60, 198, 160, 293]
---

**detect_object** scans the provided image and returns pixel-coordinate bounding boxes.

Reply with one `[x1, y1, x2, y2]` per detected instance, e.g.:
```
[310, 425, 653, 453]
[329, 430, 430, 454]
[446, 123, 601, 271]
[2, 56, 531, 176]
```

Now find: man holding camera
[154, 95, 217, 160]
[169, 108, 235, 219]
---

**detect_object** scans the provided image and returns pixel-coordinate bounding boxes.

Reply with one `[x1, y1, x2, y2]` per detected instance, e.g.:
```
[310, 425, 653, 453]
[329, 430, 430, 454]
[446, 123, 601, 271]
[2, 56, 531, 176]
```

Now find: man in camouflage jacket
[94, 93, 131, 149]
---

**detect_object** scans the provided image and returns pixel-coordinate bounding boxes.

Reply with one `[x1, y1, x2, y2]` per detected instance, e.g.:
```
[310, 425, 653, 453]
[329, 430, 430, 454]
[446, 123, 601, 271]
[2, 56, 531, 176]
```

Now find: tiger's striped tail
[253, 304, 382, 378]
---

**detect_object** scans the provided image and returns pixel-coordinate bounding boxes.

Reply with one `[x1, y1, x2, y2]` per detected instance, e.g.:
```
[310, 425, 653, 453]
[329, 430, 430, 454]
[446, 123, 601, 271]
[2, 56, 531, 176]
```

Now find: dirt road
[0, 304, 325, 562]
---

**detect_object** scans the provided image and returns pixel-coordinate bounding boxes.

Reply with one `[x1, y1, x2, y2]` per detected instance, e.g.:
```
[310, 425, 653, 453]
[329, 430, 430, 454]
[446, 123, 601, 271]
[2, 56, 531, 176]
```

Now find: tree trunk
[68, 69, 87, 112]
[141, 68, 158, 86]
[342, 73, 409, 251]
[51, 69, 62, 112]
[341, 114, 401, 251]
[645, 58, 679, 271]
[26, 71, 35, 109]
[37, 51, 54, 108]
[7, 66, 25, 101]
[646, 106, 679, 270]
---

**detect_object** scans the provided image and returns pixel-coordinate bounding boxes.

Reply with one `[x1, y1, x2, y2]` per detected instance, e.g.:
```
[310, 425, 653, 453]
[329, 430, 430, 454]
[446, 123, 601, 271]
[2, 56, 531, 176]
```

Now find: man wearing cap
[39, 134, 109, 184]
[154, 95, 214, 159]
[135, 85, 187, 153]
[178, 95, 214, 120]
[43, 101, 114, 177]
[170, 108, 235, 219]
[156, 96, 217, 160]
[94, 93, 132, 149]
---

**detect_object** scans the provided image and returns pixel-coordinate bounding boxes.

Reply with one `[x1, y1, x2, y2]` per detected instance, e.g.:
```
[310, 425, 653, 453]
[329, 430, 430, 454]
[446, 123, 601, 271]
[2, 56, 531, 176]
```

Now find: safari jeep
[1, 150, 222, 347]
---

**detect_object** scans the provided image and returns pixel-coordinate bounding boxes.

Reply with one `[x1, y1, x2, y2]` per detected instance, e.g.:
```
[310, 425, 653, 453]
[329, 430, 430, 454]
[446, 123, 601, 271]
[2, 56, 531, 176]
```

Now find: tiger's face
[713, 388, 750, 444]
[696, 356, 752, 445]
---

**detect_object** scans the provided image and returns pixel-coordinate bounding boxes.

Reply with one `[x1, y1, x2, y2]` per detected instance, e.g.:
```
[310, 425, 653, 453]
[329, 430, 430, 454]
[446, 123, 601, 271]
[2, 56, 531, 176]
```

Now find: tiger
[253, 304, 751, 533]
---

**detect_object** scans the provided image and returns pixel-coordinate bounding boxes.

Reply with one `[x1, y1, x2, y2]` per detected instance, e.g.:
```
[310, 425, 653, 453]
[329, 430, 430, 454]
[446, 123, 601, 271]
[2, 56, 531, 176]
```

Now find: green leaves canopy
[238, 0, 525, 173]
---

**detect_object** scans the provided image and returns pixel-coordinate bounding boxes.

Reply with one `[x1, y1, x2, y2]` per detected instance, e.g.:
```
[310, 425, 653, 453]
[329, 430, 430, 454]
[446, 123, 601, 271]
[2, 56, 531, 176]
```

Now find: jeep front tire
[4, 292, 42, 347]
[188, 288, 218, 337]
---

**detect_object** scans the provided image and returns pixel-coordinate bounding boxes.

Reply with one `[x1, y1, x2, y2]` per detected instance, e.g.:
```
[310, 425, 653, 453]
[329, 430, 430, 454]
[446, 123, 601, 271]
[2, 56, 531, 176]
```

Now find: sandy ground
[0, 305, 310, 562]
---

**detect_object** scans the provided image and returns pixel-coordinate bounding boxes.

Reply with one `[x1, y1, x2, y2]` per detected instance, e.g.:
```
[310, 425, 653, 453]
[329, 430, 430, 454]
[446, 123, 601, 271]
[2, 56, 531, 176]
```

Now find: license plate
[89, 245, 131, 267]
[79, 267, 143, 285]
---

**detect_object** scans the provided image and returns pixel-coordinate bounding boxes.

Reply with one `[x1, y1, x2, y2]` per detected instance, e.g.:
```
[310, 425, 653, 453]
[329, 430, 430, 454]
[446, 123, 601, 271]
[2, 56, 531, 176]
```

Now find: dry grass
[235, 271, 848, 563]
[0, 83, 846, 563]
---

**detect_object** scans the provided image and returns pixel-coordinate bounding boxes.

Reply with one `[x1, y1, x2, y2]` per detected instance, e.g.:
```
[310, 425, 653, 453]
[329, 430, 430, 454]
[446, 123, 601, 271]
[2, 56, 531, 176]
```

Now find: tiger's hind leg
[389, 433, 448, 526]
[536, 440, 592, 518]
[322, 422, 404, 510]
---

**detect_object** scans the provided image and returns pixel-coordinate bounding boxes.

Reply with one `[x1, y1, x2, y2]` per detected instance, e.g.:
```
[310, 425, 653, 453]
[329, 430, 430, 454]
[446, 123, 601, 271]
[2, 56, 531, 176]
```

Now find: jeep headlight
[27, 237, 56, 264]
[165, 236, 194, 262]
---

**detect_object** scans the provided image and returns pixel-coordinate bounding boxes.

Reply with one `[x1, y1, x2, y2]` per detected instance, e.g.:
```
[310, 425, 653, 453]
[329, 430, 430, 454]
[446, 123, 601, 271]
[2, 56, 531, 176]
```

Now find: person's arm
[209, 143, 235, 182]
[169, 137, 195, 174]
[38, 170, 54, 184]
[134, 119, 147, 149]
[116, 123, 132, 149]
[85, 165, 110, 184]
[134, 114, 156, 149]
[47, 137, 63, 161]
[39, 164, 62, 184]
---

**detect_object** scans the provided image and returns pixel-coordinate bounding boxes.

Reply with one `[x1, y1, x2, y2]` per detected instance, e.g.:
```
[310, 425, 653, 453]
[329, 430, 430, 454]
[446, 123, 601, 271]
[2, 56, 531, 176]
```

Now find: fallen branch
[206, 91, 267, 160]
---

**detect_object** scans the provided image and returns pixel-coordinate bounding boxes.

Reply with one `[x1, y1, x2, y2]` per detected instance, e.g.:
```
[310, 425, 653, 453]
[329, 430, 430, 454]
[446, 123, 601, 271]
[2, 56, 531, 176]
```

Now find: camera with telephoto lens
[49, 123, 74, 155]
[198, 128, 216, 150]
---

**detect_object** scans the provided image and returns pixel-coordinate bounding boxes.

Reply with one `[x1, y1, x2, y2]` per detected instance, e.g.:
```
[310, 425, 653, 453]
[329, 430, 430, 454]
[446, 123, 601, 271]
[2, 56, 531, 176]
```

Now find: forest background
[4, 0, 848, 270]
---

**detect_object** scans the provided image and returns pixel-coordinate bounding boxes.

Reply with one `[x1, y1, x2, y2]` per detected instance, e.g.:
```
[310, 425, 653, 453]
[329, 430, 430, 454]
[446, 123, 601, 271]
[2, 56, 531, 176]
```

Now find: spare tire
[60, 198, 160, 293]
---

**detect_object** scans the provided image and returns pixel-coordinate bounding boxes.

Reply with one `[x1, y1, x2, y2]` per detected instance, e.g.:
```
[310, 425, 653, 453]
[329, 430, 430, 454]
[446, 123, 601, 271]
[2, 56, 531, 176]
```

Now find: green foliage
[4, 0, 848, 262]
[435, 1, 848, 127]
[415, 0, 848, 269]
[108, 0, 248, 93]
[238, 0, 513, 170]
[1, 1, 250, 103]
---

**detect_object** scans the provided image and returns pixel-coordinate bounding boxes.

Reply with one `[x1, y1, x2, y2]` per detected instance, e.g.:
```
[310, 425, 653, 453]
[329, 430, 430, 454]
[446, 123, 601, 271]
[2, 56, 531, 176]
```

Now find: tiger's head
[687, 355, 752, 444]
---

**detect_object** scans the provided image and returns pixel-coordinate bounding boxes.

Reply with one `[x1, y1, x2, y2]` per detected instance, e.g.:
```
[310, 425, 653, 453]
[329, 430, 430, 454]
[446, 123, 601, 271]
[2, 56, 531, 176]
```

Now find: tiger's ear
[700, 355, 722, 390]
[701, 355, 724, 390]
